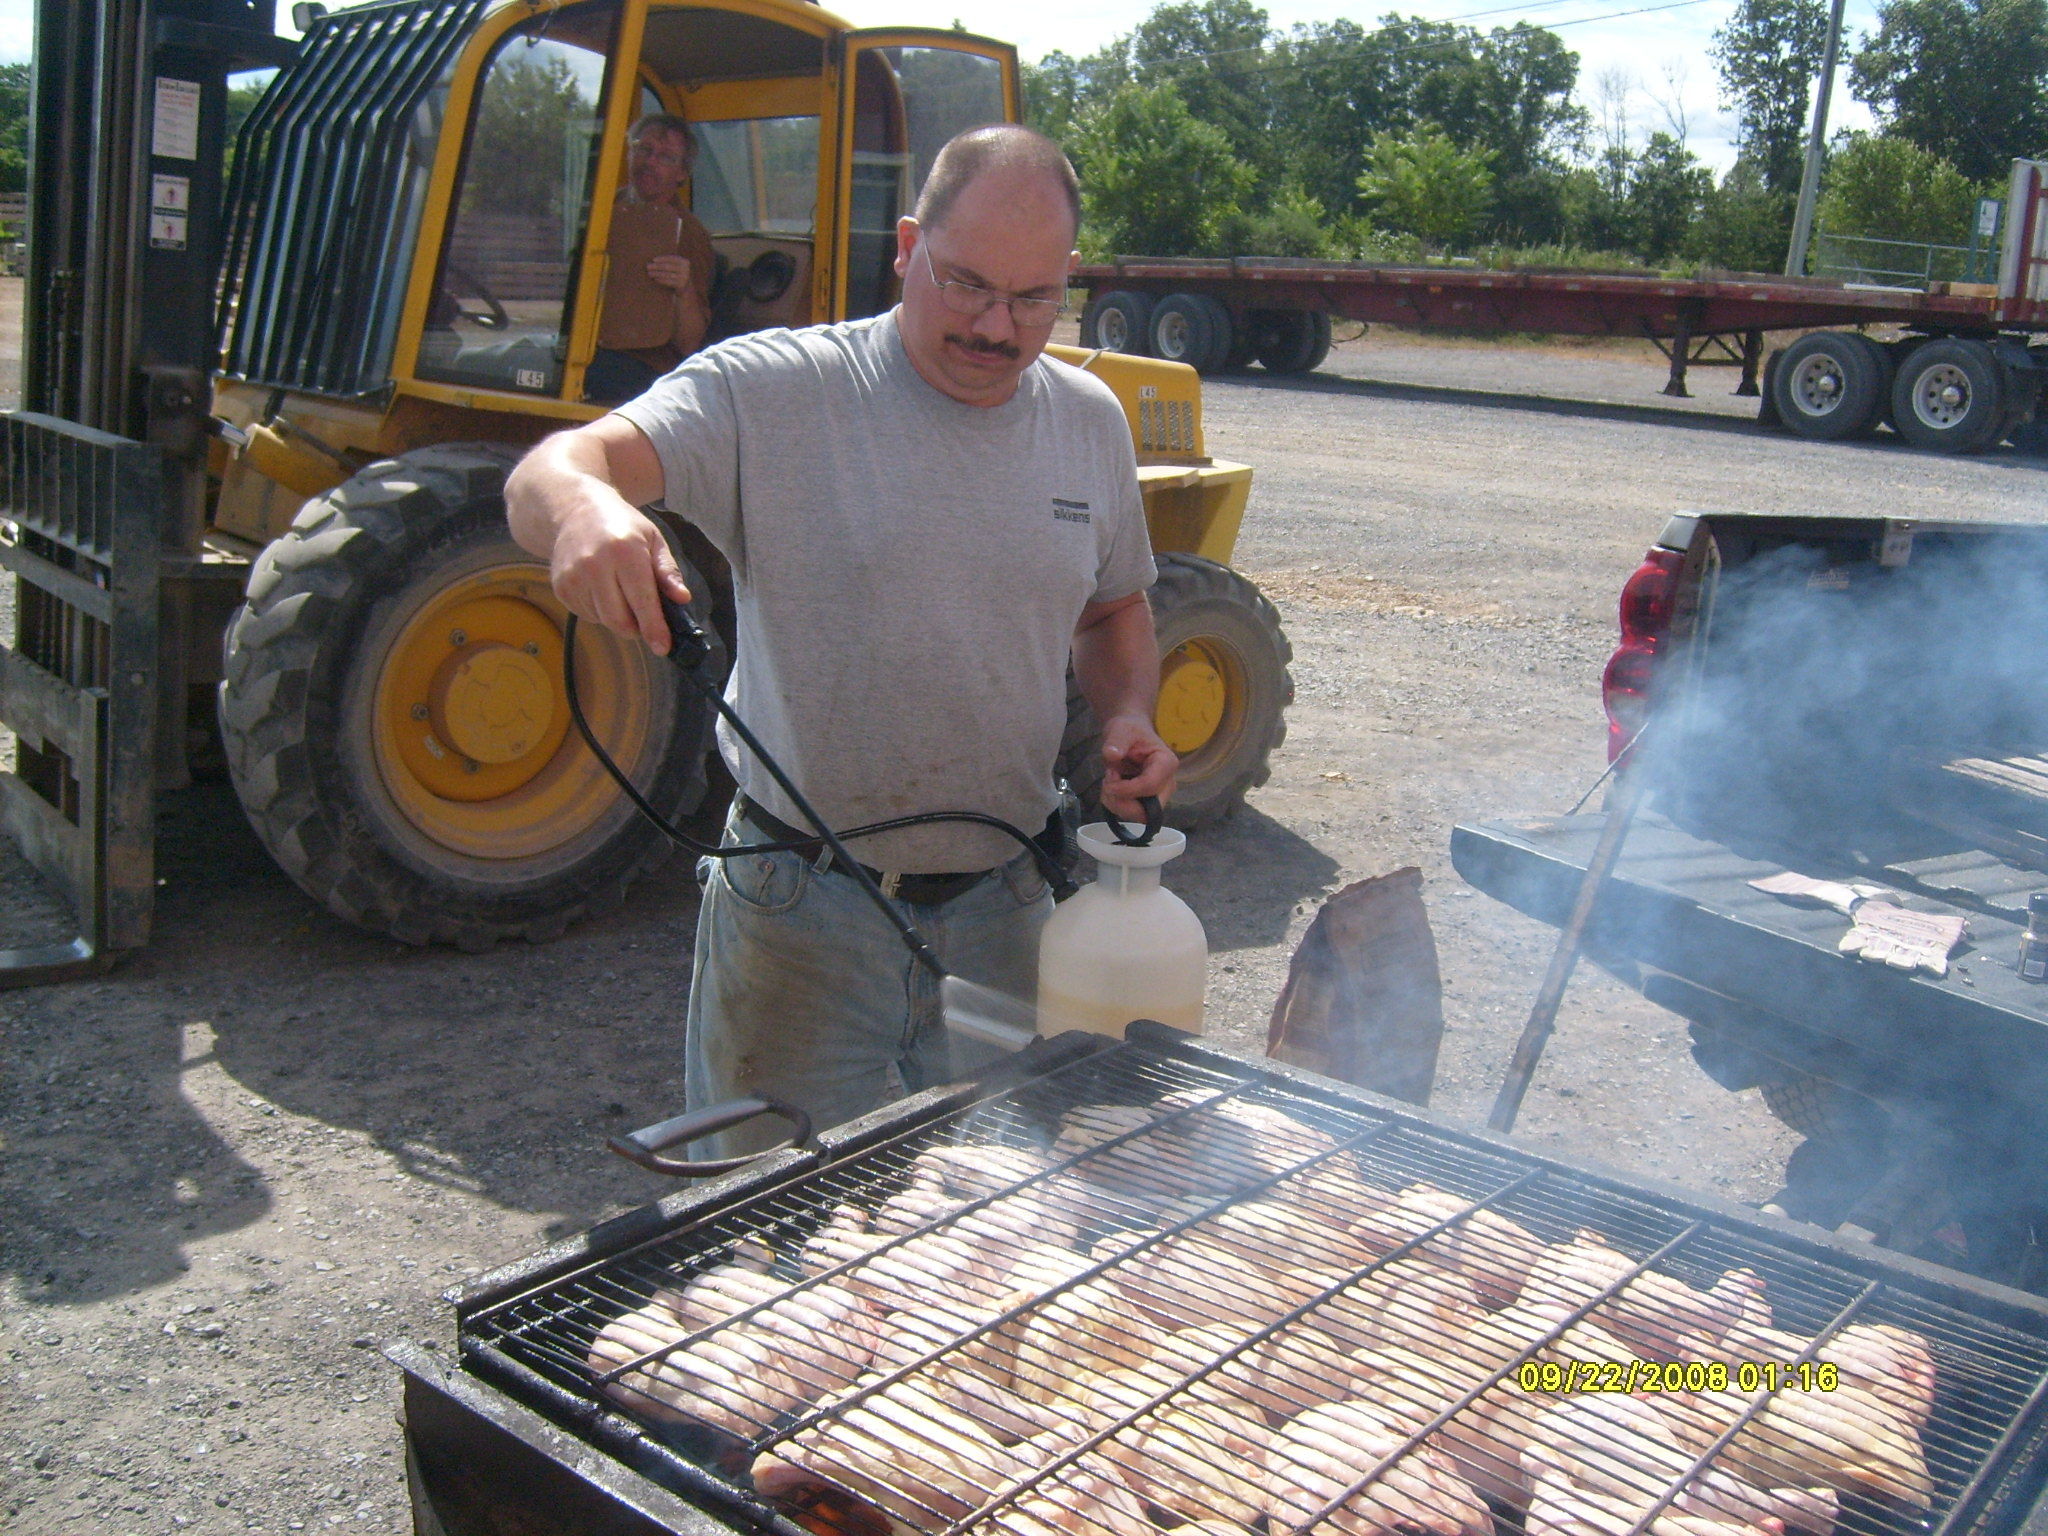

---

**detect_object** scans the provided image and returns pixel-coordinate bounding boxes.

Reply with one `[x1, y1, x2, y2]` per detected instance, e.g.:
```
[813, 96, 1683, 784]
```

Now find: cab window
[845, 46, 1007, 320]
[417, 4, 617, 394]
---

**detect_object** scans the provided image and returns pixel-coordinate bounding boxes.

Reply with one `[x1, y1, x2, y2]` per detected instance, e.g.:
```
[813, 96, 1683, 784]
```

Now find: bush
[1682, 164, 1794, 273]
[1072, 81, 1256, 256]
[1815, 131, 1991, 247]
[1356, 122, 1496, 249]
[1231, 180, 1341, 257]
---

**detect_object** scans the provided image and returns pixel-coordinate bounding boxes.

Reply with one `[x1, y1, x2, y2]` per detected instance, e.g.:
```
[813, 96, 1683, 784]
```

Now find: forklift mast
[0, 2, 292, 980]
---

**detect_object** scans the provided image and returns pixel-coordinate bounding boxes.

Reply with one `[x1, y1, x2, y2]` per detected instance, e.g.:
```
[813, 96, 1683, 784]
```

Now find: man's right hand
[547, 491, 693, 655]
[504, 417, 689, 656]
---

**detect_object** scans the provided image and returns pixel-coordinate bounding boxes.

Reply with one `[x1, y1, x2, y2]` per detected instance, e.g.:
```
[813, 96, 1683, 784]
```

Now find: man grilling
[507, 124, 1175, 1153]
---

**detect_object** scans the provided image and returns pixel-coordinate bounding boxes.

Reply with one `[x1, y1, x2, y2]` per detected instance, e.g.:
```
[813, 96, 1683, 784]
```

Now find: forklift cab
[400, 0, 1015, 406]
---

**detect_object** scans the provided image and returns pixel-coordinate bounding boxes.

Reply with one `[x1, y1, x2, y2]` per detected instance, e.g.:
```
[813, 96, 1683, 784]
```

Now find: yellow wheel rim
[371, 565, 655, 860]
[1156, 638, 1235, 757]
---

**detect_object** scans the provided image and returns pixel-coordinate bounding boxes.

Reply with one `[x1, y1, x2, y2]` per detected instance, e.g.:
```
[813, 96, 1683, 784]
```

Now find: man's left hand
[1099, 713, 1177, 824]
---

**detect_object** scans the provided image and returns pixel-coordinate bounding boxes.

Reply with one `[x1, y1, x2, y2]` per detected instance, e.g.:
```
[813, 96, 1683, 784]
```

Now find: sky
[0, 0, 1881, 172]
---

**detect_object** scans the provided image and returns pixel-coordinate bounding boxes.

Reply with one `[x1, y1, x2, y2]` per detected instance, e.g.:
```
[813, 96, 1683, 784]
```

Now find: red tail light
[1602, 548, 1684, 760]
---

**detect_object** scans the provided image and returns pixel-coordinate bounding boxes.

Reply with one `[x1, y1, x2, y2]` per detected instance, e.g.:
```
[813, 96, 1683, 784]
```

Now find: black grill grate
[461, 1036, 2048, 1536]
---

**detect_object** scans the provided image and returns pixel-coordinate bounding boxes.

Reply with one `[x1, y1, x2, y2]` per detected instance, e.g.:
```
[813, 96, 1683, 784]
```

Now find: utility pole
[1786, 0, 1850, 276]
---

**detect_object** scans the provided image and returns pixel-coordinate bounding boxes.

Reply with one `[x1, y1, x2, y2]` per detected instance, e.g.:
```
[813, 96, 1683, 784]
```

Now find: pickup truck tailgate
[1452, 812, 2048, 1110]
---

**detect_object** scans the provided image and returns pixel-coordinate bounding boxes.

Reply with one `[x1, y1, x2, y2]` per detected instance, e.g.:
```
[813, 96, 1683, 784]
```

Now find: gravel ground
[6, 316, 2048, 1533]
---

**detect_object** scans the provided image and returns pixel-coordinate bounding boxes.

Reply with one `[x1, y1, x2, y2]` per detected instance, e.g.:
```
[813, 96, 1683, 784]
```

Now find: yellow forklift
[10, 0, 1289, 966]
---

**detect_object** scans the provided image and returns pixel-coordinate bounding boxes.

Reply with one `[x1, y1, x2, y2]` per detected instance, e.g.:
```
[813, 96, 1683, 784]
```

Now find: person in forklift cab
[507, 124, 1177, 1156]
[584, 113, 718, 404]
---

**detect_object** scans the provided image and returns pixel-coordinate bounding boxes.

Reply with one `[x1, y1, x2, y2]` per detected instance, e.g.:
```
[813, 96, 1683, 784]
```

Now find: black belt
[732, 794, 995, 906]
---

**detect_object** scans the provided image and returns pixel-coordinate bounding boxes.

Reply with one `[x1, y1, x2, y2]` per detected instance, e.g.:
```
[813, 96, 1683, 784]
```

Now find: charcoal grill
[392, 1023, 2048, 1536]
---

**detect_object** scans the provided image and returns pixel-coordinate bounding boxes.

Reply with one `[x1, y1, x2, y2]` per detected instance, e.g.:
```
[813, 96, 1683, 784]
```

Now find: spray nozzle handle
[660, 594, 714, 669]
[1107, 795, 1164, 847]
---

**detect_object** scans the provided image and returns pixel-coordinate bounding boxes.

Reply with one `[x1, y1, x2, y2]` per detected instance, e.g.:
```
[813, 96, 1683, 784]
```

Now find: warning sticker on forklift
[152, 78, 201, 162]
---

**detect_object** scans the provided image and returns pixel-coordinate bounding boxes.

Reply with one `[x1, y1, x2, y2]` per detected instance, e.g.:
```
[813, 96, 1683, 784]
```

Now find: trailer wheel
[1082, 290, 1154, 356]
[1756, 347, 1784, 429]
[219, 445, 722, 949]
[1847, 334, 1897, 437]
[1150, 293, 1233, 374]
[1059, 554, 1292, 828]
[1771, 332, 1885, 439]
[1892, 338, 2007, 452]
[1251, 311, 1333, 375]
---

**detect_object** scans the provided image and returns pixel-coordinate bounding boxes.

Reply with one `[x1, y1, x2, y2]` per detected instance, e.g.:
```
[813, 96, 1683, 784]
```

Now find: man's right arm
[505, 414, 690, 655]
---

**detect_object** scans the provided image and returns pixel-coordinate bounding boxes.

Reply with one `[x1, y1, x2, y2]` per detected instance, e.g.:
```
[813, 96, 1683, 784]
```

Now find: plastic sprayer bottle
[1036, 822, 1208, 1038]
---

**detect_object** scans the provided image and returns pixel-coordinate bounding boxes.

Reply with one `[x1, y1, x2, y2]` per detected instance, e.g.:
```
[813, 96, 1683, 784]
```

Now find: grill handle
[606, 1097, 813, 1178]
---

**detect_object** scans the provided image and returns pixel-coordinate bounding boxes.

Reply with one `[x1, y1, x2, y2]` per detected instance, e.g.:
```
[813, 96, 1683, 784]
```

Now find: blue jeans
[683, 804, 1053, 1161]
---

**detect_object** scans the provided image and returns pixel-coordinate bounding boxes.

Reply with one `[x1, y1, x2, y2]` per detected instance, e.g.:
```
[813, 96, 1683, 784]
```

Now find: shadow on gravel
[3, 781, 709, 1305]
[1225, 368, 2048, 471]
[1170, 803, 1339, 954]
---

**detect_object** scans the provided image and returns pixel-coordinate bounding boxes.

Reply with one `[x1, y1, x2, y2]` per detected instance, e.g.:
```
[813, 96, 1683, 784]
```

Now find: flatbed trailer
[1075, 159, 2048, 453]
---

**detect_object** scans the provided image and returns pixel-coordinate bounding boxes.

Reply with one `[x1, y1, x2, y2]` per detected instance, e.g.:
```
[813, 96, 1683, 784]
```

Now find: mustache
[947, 332, 1020, 361]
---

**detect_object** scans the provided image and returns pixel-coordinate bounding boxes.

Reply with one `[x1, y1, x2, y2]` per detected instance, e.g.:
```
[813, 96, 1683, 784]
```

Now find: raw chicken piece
[758, 1383, 1047, 1526]
[1099, 1226, 1344, 1333]
[662, 1268, 882, 1402]
[913, 1144, 1055, 1200]
[1310, 1257, 1483, 1353]
[1643, 1366, 1932, 1510]
[1052, 1104, 1205, 1211]
[1104, 1399, 1275, 1525]
[1524, 1396, 1837, 1536]
[1267, 1400, 1492, 1536]
[1351, 1184, 1544, 1309]
[1347, 1341, 1544, 1509]
[1722, 1322, 1937, 1430]
[1522, 1237, 1754, 1356]
[1002, 1277, 1163, 1405]
[1234, 1324, 1384, 1423]
[1201, 1197, 1381, 1276]
[978, 1467, 1156, 1536]
[864, 1304, 1058, 1445]
[590, 1294, 802, 1439]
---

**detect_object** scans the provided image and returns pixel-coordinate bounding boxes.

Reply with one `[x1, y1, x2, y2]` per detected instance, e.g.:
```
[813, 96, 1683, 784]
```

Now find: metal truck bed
[1451, 811, 2048, 1112]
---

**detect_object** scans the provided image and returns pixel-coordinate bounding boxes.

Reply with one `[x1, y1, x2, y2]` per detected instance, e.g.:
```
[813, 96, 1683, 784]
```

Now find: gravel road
[6, 326, 2047, 1532]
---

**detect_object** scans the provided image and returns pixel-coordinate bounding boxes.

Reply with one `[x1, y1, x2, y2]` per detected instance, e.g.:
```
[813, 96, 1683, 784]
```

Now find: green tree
[1625, 132, 1713, 259]
[1072, 81, 1255, 255]
[1233, 179, 1339, 256]
[1357, 121, 1495, 246]
[1815, 130, 1989, 242]
[1710, 0, 1829, 195]
[0, 62, 26, 199]
[1263, 14, 1580, 231]
[1850, 0, 2048, 180]
[462, 50, 588, 218]
[1129, 0, 1274, 173]
[1023, 43, 1131, 146]
[1683, 162, 1795, 270]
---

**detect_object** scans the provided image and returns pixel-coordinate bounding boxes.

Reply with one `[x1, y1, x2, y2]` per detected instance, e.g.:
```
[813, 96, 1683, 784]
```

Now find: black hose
[560, 609, 1079, 977]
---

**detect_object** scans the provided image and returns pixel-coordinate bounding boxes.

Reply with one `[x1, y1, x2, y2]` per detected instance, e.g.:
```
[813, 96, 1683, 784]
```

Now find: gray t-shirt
[615, 310, 1155, 872]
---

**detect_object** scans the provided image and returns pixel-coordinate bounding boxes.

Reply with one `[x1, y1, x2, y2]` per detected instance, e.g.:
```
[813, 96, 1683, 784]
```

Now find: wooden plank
[0, 642, 91, 759]
[0, 538, 113, 622]
[0, 769, 89, 927]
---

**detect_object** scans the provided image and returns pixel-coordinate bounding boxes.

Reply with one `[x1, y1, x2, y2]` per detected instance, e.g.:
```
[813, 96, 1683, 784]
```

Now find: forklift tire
[219, 444, 721, 950]
[1060, 554, 1292, 829]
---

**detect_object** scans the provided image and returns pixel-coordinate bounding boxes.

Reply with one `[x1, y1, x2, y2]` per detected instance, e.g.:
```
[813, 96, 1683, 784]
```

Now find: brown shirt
[599, 193, 717, 369]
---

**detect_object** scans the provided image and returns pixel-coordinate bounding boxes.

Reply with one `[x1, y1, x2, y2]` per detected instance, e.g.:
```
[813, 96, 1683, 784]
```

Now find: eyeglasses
[918, 243, 1068, 328]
